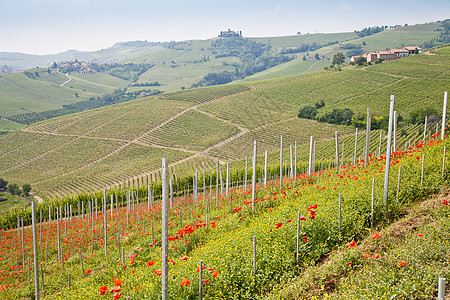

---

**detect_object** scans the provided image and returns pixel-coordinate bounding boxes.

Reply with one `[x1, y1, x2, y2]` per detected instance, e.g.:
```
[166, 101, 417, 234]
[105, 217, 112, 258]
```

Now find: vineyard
[0, 46, 448, 202]
[0, 125, 449, 299]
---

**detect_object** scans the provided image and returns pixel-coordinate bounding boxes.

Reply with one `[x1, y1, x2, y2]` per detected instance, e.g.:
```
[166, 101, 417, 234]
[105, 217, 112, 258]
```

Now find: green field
[0, 192, 31, 212]
[0, 45, 448, 200]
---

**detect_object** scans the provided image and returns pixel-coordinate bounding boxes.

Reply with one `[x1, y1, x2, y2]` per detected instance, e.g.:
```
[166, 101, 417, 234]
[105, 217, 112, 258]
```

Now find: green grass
[0, 119, 25, 132]
[0, 192, 31, 212]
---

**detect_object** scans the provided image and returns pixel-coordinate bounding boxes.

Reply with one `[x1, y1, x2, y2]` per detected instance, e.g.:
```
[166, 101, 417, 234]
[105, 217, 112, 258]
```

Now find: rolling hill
[0, 44, 448, 200]
[1, 21, 446, 134]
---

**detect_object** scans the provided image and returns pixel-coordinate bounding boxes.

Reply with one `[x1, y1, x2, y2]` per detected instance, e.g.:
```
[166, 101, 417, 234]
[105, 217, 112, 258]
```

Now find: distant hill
[0, 21, 447, 133]
[0, 44, 448, 200]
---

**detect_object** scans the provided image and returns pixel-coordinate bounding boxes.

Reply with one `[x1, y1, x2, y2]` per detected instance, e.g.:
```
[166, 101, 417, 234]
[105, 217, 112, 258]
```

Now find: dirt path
[60, 73, 71, 86]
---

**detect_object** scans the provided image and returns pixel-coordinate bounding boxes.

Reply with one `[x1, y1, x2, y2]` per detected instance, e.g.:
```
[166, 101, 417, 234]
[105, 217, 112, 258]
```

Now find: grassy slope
[242, 22, 442, 82]
[0, 46, 448, 200]
[267, 189, 450, 299]
[0, 192, 31, 211]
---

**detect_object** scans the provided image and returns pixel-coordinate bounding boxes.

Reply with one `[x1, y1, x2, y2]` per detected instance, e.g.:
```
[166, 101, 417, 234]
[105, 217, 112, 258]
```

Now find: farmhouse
[362, 46, 422, 62]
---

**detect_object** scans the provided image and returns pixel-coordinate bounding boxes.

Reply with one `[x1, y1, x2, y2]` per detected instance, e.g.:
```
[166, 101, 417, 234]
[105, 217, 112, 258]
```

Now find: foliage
[6, 183, 19, 195]
[332, 53, 345, 65]
[109, 64, 154, 82]
[355, 56, 367, 66]
[280, 41, 338, 54]
[21, 184, 31, 196]
[297, 106, 318, 119]
[354, 26, 385, 38]
[318, 108, 354, 126]
[409, 107, 440, 124]
[0, 178, 7, 191]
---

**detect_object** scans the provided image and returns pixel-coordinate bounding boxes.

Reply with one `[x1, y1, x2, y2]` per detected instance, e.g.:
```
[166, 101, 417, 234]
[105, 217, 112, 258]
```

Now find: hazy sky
[1, 0, 449, 55]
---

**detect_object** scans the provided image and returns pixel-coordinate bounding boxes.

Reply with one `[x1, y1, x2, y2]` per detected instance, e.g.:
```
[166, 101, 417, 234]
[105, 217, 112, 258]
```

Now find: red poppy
[86, 269, 91, 275]
[443, 199, 448, 205]
[363, 254, 371, 258]
[398, 261, 407, 267]
[114, 279, 123, 286]
[417, 233, 424, 237]
[113, 292, 121, 299]
[299, 216, 306, 221]
[110, 286, 121, 294]
[348, 241, 356, 248]
[136, 286, 141, 291]
[371, 233, 380, 239]
[212, 271, 219, 277]
[180, 256, 188, 261]
[147, 260, 155, 267]
[374, 253, 380, 259]
[346, 262, 352, 265]
[181, 278, 191, 286]
[210, 221, 216, 228]
[275, 223, 283, 229]
[197, 265, 206, 272]
[154, 269, 162, 276]
[99, 286, 108, 295]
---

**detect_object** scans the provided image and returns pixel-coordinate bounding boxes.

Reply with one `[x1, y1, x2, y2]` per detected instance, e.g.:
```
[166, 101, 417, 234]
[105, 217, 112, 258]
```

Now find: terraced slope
[0, 46, 448, 200]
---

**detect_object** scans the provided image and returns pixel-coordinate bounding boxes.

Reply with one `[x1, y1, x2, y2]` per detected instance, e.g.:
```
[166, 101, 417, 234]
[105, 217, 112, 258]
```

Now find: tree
[355, 56, 367, 66]
[314, 53, 320, 60]
[22, 184, 31, 196]
[7, 183, 19, 195]
[0, 178, 7, 191]
[52, 62, 57, 69]
[362, 41, 366, 46]
[375, 58, 383, 64]
[332, 52, 345, 65]
[298, 106, 318, 119]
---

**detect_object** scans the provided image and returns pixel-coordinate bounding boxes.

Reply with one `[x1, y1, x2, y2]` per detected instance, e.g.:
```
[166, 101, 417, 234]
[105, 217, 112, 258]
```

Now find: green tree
[375, 58, 383, 64]
[52, 62, 57, 69]
[7, 183, 19, 195]
[298, 106, 318, 119]
[332, 52, 345, 65]
[355, 56, 367, 66]
[314, 53, 320, 60]
[0, 178, 7, 191]
[22, 184, 31, 196]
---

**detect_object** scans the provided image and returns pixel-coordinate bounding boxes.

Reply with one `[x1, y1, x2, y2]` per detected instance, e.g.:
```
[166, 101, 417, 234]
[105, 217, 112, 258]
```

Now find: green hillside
[241, 22, 444, 82]
[0, 45, 448, 200]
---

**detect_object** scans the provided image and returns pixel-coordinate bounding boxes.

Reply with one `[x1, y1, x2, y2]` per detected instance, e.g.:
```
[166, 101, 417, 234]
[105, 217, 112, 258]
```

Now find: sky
[0, 0, 449, 55]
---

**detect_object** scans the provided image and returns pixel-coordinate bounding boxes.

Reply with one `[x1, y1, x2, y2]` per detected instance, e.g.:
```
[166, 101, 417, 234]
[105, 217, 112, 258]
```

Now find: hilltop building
[354, 46, 422, 63]
[219, 29, 242, 38]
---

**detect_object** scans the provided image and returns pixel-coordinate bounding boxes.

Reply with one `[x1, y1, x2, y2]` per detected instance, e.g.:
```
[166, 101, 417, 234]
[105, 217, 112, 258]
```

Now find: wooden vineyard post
[245, 157, 248, 191]
[378, 131, 382, 157]
[341, 141, 344, 167]
[421, 155, 425, 187]
[353, 128, 358, 164]
[170, 179, 173, 209]
[279, 135, 283, 195]
[296, 211, 300, 264]
[253, 235, 256, 276]
[294, 141, 297, 181]
[396, 166, 402, 200]
[383, 95, 395, 216]
[338, 194, 342, 236]
[161, 158, 169, 300]
[79, 249, 84, 277]
[203, 169, 206, 206]
[226, 163, 229, 198]
[199, 260, 203, 300]
[56, 210, 61, 263]
[365, 108, 371, 167]
[393, 111, 397, 151]
[443, 147, 447, 179]
[308, 136, 313, 176]
[264, 150, 268, 187]
[423, 116, 428, 141]
[103, 195, 107, 256]
[290, 145, 293, 178]
[216, 159, 219, 209]
[31, 201, 39, 300]
[252, 140, 257, 211]
[40, 266, 44, 297]
[438, 277, 445, 300]
[220, 166, 223, 196]
[371, 178, 375, 228]
[441, 91, 448, 140]
[335, 131, 339, 170]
